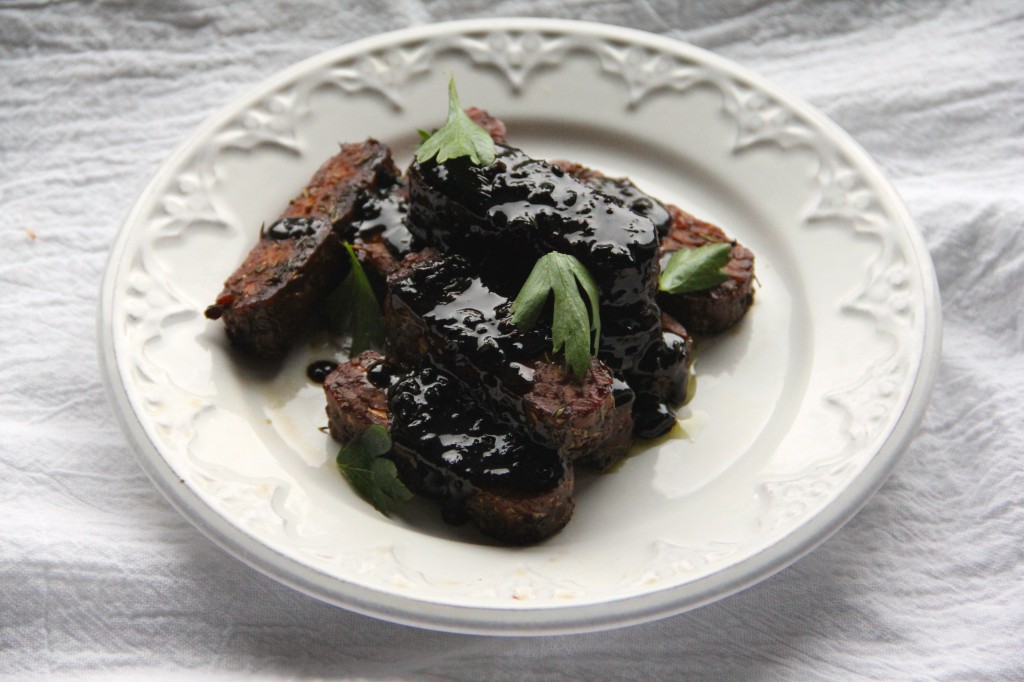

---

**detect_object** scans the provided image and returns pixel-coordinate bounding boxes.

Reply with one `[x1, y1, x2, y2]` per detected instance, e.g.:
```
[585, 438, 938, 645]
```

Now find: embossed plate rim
[99, 18, 941, 635]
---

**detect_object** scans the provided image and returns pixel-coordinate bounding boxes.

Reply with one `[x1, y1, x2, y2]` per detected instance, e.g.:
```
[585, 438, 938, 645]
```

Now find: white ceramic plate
[99, 19, 941, 635]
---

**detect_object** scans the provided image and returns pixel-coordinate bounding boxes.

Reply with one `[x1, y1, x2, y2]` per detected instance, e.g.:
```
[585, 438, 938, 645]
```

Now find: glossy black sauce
[393, 255, 549, 370]
[366, 360, 394, 389]
[352, 188, 415, 256]
[582, 175, 672, 238]
[408, 146, 660, 309]
[306, 360, 338, 383]
[406, 146, 687, 438]
[611, 375, 636, 408]
[263, 217, 324, 241]
[387, 365, 565, 500]
[631, 395, 678, 439]
[390, 254, 550, 434]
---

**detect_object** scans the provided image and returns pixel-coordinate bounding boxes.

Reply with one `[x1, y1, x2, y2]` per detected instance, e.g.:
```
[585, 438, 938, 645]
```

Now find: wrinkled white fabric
[1, 1, 1022, 679]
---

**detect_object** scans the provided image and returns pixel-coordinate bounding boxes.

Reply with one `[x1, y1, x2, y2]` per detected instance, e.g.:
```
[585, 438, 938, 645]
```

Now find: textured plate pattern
[100, 19, 939, 634]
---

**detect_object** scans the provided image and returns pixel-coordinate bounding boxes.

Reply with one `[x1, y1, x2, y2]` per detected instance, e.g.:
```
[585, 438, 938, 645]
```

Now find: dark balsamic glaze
[611, 375, 636, 408]
[306, 360, 338, 383]
[582, 175, 672, 238]
[263, 217, 324, 241]
[366, 360, 394, 389]
[351, 188, 415, 256]
[406, 145, 687, 437]
[387, 365, 566, 504]
[408, 145, 660, 309]
[393, 255, 549, 367]
[390, 255, 550, 435]
[632, 395, 678, 438]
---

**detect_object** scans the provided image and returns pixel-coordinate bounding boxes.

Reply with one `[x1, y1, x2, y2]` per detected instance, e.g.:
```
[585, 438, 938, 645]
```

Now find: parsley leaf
[658, 243, 733, 294]
[415, 77, 496, 166]
[336, 425, 412, 517]
[327, 243, 385, 354]
[511, 252, 601, 379]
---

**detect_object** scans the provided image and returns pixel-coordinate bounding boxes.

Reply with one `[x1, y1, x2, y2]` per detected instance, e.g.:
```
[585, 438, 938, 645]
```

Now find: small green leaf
[417, 129, 432, 142]
[563, 255, 601, 344]
[371, 457, 414, 503]
[658, 242, 733, 294]
[358, 423, 393, 457]
[415, 77, 496, 166]
[510, 256, 553, 330]
[511, 252, 601, 379]
[336, 425, 412, 517]
[327, 243, 385, 354]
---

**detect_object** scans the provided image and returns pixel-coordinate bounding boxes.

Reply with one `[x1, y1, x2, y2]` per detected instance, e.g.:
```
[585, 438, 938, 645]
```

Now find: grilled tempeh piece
[385, 249, 635, 466]
[204, 140, 399, 356]
[658, 205, 755, 335]
[550, 160, 673, 238]
[324, 350, 390, 442]
[324, 351, 575, 544]
[554, 159, 754, 335]
[406, 145, 689, 437]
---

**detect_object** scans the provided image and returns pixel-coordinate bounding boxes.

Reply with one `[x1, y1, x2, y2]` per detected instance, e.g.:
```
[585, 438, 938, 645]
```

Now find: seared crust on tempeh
[324, 351, 389, 443]
[204, 218, 346, 356]
[658, 204, 755, 335]
[281, 140, 399, 228]
[205, 140, 399, 356]
[388, 440, 575, 545]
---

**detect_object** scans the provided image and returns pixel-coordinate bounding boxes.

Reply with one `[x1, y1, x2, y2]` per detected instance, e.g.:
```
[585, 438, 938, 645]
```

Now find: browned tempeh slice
[281, 139, 398, 227]
[204, 217, 346, 356]
[324, 351, 389, 443]
[465, 107, 508, 144]
[553, 159, 754, 335]
[658, 205, 755, 335]
[323, 351, 574, 545]
[204, 140, 399, 356]
[385, 249, 634, 465]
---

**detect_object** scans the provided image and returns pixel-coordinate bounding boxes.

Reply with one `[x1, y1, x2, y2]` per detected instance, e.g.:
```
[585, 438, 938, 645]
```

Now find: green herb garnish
[327, 243, 385, 354]
[658, 242, 733, 294]
[415, 77, 496, 166]
[336, 425, 412, 517]
[511, 252, 601, 379]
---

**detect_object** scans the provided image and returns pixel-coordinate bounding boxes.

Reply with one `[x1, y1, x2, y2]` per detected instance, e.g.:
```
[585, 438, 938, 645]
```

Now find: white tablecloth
[2, 1, 1022, 679]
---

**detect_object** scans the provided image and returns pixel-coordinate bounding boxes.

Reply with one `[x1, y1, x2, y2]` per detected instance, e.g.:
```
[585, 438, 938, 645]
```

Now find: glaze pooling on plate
[100, 19, 939, 634]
